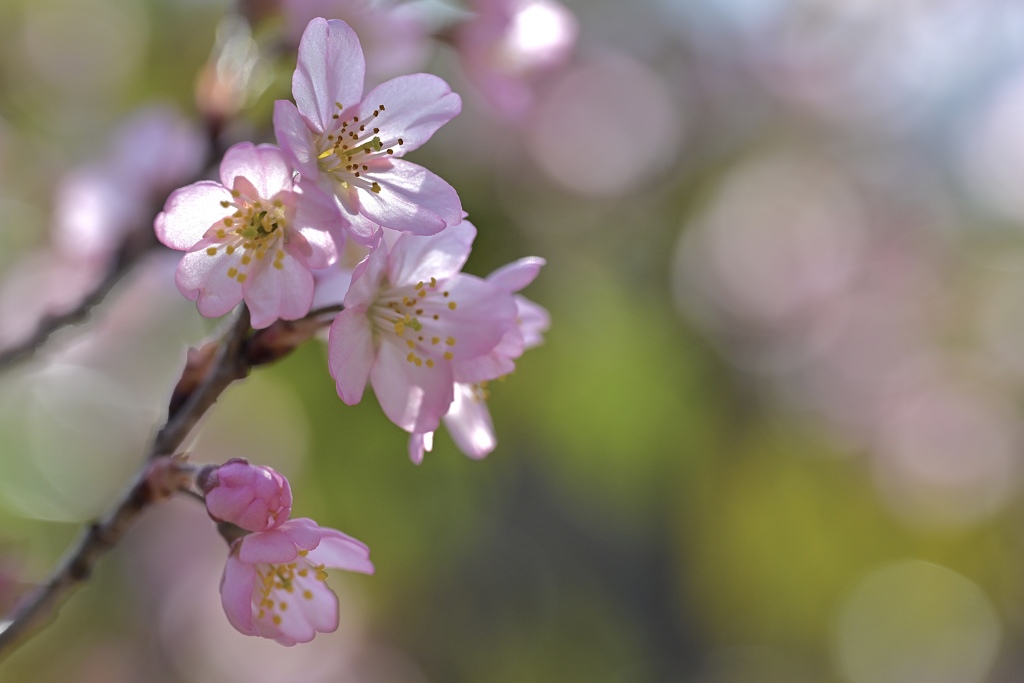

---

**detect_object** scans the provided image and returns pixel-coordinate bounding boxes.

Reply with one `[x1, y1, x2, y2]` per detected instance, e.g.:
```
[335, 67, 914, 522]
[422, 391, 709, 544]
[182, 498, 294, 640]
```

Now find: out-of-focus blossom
[527, 54, 681, 197]
[273, 18, 462, 244]
[282, 0, 431, 88]
[53, 105, 207, 261]
[155, 142, 339, 329]
[202, 459, 293, 532]
[328, 221, 517, 442]
[409, 256, 549, 463]
[196, 16, 272, 123]
[220, 517, 373, 645]
[454, 0, 577, 121]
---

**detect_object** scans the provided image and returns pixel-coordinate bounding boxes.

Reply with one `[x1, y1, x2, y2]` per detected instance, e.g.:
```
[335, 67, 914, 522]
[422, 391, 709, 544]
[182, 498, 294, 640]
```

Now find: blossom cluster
[156, 17, 548, 461]
[153, 17, 548, 644]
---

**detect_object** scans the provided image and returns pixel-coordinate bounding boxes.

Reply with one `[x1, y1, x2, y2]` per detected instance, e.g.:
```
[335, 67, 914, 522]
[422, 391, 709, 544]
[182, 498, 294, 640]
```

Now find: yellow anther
[303, 590, 314, 600]
[407, 352, 416, 363]
[272, 615, 282, 625]
[371, 182, 382, 193]
[279, 602, 288, 611]
[430, 277, 437, 287]
[432, 337, 440, 345]
[448, 301, 457, 310]
[446, 337, 456, 346]
[224, 218, 234, 227]
[426, 359, 435, 368]
[414, 358, 422, 366]
[237, 273, 247, 283]
[216, 229, 226, 238]
[227, 267, 238, 278]
[206, 247, 217, 256]
[241, 254, 252, 265]
[298, 549, 308, 557]
[274, 261, 284, 269]
[318, 148, 334, 160]
[394, 321, 405, 335]
[220, 200, 231, 208]
[407, 339, 415, 349]
[226, 245, 235, 255]
[444, 351, 453, 360]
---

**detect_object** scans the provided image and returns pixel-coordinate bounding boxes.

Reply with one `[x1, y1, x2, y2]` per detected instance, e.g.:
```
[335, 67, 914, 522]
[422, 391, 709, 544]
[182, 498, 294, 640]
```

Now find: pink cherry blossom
[154, 142, 340, 329]
[327, 221, 517, 438]
[202, 459, 293, 532]
[408, 257, 549, 463]
[273, 18, 463, 245]
[454, 0, 577, 121]
[220, 517, 373, 645]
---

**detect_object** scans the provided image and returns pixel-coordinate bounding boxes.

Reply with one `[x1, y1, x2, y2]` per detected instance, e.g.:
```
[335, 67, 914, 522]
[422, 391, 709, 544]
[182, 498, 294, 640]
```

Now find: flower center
[254, 557, 328, 627]
[315, 102, 405, 195]
[368, 276, 461, 368]
[206, 195, 290, 284]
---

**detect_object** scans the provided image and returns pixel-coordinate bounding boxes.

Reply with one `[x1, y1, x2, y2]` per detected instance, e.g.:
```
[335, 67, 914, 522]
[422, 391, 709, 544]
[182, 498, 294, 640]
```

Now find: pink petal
[289, 574, 338, 636]
[273, 100, 321, 179]
[243, 242, 315, 329]
[293, 18, 366, 133]
[386, 220, 476, 287]
[370, 341, 455, 433]
[175, 247, 244, 318]
[342, 238, 387, 308]
[443, 383, 497, 459]
[357, 74, 461, 154]
[220, 553, 258, 635]
[239, 528, 302, 564]
[425, 274, 518, 359]
[328, 308, 376, 405]
[278, 518, 324, 551]
[408, 431, 433, 464]
[516, 295, 550, 349]
[294, 178, 344, 266]
[486, 256, 546, 293]
[358, 159, 462, 235]
[219, 142, 293, 199]
[305, 527, 375, 574]
[154, 181, 234, 251]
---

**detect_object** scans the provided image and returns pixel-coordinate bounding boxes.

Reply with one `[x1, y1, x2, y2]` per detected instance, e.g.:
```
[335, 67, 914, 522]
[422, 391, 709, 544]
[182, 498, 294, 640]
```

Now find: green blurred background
[2, 0, 1024, 681]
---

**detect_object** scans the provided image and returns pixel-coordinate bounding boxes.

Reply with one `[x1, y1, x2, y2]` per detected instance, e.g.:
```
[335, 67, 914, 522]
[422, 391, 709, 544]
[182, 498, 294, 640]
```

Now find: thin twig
[0, 233, 155, 371]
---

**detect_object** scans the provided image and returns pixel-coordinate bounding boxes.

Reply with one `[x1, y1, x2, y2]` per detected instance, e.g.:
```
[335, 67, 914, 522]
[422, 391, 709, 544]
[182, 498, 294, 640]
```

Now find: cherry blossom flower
[327, 221, 517, 439]
[273, 17, 463, 244]
[408, 257, 549, 463]
[154, 142, 339, 329]
[201, 459, 293, 532]
[220, 517, 373, 645]
[454, 0, 577, 121]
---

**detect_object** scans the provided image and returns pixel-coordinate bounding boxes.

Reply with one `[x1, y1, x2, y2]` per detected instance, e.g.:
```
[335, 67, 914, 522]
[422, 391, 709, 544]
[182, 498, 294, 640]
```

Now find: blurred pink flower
[220, 517, 373, 645]
[54, 105, 207, 261]
[202, 459, 293, 532]
[281, 0, 431, 88]
[154, 142, 339, 329]
[328, 221, 517, 441]
[273, 18, 462, 245]
[454, 0, 577, 121]
[409, 256, 549, 462]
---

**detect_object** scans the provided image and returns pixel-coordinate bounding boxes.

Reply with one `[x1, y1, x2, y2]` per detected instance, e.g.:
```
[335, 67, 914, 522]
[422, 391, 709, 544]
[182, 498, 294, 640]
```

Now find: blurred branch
[0, 301, 340, 659]
[0, 232, 155, 371]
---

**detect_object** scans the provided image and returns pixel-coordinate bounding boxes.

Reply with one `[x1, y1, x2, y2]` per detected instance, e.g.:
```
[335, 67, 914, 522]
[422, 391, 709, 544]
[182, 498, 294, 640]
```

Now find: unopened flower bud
[201, 459, 292, 532]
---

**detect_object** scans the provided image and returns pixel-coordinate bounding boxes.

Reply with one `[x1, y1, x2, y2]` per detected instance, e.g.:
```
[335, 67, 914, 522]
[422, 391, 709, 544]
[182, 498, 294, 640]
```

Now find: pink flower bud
[201, 459, 293, 532]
